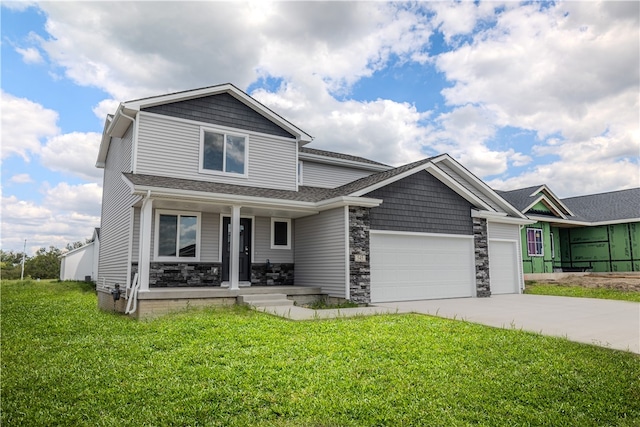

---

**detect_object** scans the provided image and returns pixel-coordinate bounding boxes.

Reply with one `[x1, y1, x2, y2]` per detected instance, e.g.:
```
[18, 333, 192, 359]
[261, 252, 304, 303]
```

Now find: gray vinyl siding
[435, 163, 503, 211]
[135, 112, 298, 191]
[201, 212, 220, 262]
[294, 208, 347, 297]
[366, 170, 473, 235]
[142, 93, 295, 139]
[302, 160, 375, 188]
[254, 217, 294, 264]
[488, 222, 520, 241]
[98, 125, 138, 289]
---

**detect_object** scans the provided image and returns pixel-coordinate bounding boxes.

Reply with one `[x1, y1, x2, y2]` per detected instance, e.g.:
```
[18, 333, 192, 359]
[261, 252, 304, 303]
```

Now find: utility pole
[20, 239, 26, 281]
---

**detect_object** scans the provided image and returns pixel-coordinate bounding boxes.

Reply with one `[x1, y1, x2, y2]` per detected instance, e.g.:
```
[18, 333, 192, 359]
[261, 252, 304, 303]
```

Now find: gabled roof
[97, 83, 313, 168]
[497, 184, 574, 218]
[498, 185, 640, 225]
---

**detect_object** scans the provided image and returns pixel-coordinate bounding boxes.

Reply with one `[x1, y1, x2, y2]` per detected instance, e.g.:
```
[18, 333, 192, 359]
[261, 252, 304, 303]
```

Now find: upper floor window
[155, 210, 201, 261]
[200, 128, 248, 176]
[526, 228, 543, 257]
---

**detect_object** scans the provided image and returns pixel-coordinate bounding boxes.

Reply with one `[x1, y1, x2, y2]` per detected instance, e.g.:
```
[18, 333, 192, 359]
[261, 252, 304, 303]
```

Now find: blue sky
[1, 1, 638, 254]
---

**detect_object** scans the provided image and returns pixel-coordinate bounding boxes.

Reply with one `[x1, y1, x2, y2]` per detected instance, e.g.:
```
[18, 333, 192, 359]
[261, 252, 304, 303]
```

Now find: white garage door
[370, 232, 475, 303]
[489, 240, 519, 294]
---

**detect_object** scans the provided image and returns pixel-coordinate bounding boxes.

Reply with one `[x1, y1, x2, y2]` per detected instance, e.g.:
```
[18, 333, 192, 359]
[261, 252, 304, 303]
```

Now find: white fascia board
[529, 185, 575, 216]
[472, 210, 536, 225]
[123, 84, 313, 143]
[527, 215, 640, 227]
[298, 152, 391, 172]
[426, 166, 495, 211]
[431, 154, 529, 219]
[522, 195, 567, 219]
[59, 241, 94, 258]
[316, 196, 383, 211]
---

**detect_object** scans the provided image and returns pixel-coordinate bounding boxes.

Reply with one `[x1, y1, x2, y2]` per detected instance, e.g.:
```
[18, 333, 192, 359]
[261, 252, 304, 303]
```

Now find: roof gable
[498, 184, 573, 218]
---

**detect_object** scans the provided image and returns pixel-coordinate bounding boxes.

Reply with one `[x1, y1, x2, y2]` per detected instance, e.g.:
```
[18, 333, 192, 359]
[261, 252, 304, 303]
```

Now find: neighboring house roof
[562, 188, 640, 222]
[498, 185, 640, 224]
[299, 147, 390, 168]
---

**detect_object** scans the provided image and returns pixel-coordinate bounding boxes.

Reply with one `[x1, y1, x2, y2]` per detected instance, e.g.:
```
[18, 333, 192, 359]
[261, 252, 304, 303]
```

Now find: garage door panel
[489, 240, 519, 294]
[370, 233, 475, 302]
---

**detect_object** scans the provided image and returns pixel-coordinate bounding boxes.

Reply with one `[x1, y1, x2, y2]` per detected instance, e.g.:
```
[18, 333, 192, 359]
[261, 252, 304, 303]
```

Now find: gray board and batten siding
[302, 160, 376, 188]
[135, 112, 299, 191]
[98, 124, 139, 290]
[142, 93, 296, 139]
[365, 170, 474, 235]
[294, 208, 347, 298]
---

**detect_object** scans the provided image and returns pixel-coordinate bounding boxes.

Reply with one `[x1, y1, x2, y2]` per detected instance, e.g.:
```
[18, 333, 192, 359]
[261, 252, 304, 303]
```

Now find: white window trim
[526, 228, 544, 257]
[271, 218, 291, 250]
[550, 233, 555, 259]
[154, 210, 201, 261]
[199, 126, 249, 178]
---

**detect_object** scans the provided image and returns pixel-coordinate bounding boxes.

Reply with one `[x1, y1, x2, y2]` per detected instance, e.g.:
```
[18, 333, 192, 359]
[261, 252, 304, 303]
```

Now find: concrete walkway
[374, 294, 640, 354]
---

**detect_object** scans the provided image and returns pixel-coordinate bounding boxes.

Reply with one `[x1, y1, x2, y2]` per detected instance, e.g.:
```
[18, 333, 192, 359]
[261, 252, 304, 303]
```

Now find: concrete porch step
[237, 293, 294, 307]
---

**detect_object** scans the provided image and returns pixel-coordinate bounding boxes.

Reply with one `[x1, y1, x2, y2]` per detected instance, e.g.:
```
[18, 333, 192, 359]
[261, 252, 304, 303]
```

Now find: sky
[1, 1, 639, 255]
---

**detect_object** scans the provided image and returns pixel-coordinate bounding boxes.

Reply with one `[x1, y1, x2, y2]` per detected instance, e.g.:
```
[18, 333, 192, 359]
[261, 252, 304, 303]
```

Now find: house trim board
[344, 206, 350, 301]
[527, 215, 640, 227]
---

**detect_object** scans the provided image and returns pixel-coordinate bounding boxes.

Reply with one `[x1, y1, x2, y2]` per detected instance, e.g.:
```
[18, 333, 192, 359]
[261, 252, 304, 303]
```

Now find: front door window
[222, 217, 252, 282]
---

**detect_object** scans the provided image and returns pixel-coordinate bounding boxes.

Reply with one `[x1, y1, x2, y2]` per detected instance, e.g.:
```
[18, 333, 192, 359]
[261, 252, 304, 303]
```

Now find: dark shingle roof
[562, 188, 640, 222]
[123, 158, 433, 204]
[496, 185, 545, 212]
[299, 147, 389, 167]
[123, 173, 336, 202]
[498, 186, 640, 222]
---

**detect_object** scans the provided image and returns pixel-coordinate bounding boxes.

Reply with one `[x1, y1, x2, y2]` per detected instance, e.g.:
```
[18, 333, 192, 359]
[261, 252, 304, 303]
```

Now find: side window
[526, 228, 543, 256]
[271, 218, 291, 250]
[200, 128, 248, 176]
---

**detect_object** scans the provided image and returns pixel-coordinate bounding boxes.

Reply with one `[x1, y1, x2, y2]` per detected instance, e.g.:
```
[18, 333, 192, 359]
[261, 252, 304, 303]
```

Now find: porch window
[526, 228, 543, 257]
[271, 218, 291, 249]
[156, 210, 201, 260]
[200, 128, 248, 176]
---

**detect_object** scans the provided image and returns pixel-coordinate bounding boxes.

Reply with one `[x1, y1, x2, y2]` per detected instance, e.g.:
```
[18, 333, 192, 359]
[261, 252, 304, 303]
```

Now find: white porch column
[229, 205, 241, 290]
[138, 197, 153, 292]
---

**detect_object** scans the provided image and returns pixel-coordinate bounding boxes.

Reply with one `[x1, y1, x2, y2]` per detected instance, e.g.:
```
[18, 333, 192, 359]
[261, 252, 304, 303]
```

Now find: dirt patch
[535, 274, 640, 292]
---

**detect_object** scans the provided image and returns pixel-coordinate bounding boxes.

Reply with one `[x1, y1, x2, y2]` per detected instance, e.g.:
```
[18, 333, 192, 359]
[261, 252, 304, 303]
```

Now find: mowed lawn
[2, 281, 639, 426]
[525, 282, 640, 302]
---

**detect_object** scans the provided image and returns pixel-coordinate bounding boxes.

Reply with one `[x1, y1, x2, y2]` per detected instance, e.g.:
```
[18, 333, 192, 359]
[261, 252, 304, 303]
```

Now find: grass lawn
[525, 283, 640, 302]
[2, 280, 639, 426]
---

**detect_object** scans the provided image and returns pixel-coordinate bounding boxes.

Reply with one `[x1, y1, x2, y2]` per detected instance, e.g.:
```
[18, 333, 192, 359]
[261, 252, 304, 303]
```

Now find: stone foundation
[251, 263, 294, 286]
[473, 217, 491, 297]
[349, 206, 371, 304]
[131, 262, 223, 288]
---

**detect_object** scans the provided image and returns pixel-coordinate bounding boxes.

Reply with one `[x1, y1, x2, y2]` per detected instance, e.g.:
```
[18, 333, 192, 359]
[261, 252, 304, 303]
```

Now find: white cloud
[92, 99, 119, 121]
[40, 132, 103, 182]
[15, 46, 44, 64]
[1, 183, 102, 254]
[1, 91, 59, 161]
[9, 173, 34, 184]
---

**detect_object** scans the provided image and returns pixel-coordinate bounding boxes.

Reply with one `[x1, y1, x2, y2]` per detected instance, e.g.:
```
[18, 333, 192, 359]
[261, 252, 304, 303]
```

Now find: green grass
[525, 282, 640, 302]
[2, 280, 639, 426]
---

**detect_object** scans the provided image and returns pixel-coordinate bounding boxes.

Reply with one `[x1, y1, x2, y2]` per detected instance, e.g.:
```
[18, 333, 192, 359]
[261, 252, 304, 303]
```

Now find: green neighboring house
[498, 186, 640, 274]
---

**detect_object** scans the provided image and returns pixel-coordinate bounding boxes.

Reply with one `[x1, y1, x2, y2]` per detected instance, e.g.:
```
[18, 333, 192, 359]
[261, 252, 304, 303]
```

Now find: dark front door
[222, 217, 252, 282]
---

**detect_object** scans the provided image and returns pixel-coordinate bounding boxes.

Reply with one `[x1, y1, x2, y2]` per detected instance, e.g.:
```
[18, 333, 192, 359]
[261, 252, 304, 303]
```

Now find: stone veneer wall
[251, 263, 294, 286]
[132, 263, 223, 287]
[349, 207, 371, 304]
[473, 217, 491, 297]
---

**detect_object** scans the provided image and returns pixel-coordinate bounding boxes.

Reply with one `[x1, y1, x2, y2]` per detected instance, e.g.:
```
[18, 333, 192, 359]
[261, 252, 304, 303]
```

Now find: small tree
[25, 246, 61, 279]
[0, 250, 26, 280]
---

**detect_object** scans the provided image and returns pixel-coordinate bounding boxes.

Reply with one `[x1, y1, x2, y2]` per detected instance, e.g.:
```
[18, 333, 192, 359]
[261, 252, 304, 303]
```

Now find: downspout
[125, 190, 151, 315]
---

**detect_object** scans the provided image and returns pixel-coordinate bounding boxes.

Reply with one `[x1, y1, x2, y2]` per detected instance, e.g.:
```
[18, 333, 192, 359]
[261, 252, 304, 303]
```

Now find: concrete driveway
[374, 294, 640, 354]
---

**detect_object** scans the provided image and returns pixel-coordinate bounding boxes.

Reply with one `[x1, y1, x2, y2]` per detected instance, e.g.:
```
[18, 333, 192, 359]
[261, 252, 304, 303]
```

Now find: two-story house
[95, 83, 532, 318]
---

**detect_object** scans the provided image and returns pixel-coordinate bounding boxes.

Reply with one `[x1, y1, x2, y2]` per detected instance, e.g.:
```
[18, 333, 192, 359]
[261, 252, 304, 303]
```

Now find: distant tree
[65, 241, 85, 251]
[25, 246, 61, 279]
[1, 250, 27, 280]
